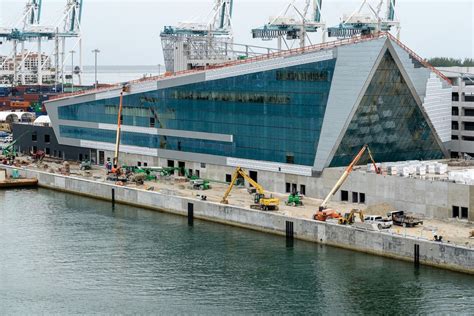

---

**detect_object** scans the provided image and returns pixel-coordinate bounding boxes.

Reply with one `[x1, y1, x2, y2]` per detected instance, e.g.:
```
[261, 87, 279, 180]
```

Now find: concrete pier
[5, 166, 474, 275]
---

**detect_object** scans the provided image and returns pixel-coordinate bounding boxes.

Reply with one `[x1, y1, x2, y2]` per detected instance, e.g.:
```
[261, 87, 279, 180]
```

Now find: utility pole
[92, 49, 100, 88]
[70, 50, 75, 92]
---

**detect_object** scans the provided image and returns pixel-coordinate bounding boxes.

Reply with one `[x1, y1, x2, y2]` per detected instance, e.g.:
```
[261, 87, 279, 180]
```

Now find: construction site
[0, 0, 473, 273]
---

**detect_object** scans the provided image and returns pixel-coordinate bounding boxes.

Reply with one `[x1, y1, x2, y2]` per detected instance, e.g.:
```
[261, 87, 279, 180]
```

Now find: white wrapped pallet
[435, 163, 448, 175]
[400, 165, 411, 177]
[416, 165, 426, 176]
[387, 165, 398, 176]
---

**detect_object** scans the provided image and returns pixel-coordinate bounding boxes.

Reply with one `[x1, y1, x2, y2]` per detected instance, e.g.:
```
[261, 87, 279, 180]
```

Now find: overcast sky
[0, 0, 472, 65]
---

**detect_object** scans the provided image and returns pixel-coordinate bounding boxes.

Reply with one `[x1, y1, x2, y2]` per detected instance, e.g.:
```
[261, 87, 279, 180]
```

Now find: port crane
[0, 0, 84, 86]
[221, 167, 280, 211]
[161, 0, 280, 73]
[251, 0, 325, 49]
[327, 0, 400, 39]
[314, 144, 380, 220]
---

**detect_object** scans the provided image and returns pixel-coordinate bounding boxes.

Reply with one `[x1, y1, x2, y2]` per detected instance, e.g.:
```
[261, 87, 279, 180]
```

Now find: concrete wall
[4, 166, 474, 275]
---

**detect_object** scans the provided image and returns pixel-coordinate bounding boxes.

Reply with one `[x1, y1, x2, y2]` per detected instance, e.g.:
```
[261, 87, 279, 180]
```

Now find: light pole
[92, 49, 100, 88]
[70, 50, 76, 92]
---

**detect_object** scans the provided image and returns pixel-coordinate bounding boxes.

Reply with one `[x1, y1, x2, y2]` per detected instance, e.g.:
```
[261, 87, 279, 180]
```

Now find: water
[1, 188, 473, 314]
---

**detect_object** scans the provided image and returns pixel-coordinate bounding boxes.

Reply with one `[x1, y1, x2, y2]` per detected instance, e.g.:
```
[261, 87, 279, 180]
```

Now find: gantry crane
[327, 0, 400, 39]
[0, 0, 84, 86]
[221, 167, 280, 211]
[251, 0, 325, 49]
[314, 144, 380, 220]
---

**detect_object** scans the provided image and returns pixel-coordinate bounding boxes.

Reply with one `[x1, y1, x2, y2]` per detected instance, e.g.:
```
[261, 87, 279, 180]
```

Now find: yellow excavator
[338, 209, 365, 225]
[221, 167, 280, 211]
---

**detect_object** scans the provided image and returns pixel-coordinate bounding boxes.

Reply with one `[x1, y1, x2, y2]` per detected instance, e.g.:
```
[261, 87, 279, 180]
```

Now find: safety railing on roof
[48, 31, 450, 102]
[385, 32, 452, 85]
[49, 33, 386, 102]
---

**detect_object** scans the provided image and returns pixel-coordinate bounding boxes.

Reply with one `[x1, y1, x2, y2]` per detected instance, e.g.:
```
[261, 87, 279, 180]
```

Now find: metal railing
[49, 32, 451, 102]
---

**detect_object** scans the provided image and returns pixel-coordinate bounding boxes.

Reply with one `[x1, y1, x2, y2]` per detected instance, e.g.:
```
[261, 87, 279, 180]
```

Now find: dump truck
[387, 211, 423, 227]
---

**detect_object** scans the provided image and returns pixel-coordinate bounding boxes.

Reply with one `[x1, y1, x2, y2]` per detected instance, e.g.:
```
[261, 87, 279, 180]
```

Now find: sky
[0, 0, 472, 66]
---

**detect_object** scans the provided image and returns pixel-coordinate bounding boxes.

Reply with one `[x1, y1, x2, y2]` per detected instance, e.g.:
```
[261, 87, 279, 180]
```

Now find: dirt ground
[12, 156, 474, 247]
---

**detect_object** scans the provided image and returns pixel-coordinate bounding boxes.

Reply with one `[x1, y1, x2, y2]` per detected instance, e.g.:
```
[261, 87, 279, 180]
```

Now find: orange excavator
[313, 144, 380, 221]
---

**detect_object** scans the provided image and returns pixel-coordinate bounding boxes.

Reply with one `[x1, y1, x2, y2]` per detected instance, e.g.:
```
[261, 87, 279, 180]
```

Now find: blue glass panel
[58, 58, 337, 165]
[329, 51, 444, 167]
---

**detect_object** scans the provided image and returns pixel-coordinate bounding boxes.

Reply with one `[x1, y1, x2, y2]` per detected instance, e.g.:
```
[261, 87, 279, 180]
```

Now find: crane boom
[319, 144, 379, 210]
[113, 85, 129, 170]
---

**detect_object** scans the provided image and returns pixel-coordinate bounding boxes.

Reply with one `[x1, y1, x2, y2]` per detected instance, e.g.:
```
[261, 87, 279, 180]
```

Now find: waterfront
[1, 188, 473, 314]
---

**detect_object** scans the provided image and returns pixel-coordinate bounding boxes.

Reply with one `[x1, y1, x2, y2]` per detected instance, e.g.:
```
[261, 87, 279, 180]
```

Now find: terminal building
[44, 33, 454, 206]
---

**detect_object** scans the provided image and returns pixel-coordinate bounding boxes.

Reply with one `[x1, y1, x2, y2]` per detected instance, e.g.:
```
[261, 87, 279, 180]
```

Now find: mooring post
[414, 244, 420, 266]
[111, 188, 115, 209]
[286, 221, 294, 247]
[188, 202, 194, 226]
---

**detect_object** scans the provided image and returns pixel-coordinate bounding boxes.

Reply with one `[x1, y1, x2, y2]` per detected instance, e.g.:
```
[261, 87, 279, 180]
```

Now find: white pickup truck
[364, 215, 392, 229]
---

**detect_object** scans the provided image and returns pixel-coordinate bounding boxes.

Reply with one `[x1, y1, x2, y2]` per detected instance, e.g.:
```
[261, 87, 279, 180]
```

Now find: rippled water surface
[1, 188, 473, 314]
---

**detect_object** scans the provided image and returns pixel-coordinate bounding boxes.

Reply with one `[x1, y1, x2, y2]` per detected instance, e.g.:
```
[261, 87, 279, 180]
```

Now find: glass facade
[58, 59, 337, 166]
[330, 51, 444, 167]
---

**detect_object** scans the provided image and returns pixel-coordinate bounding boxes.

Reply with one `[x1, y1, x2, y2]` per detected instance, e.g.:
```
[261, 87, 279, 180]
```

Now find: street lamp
[92, 49, 100, 88]
[70, 50, 76, 93]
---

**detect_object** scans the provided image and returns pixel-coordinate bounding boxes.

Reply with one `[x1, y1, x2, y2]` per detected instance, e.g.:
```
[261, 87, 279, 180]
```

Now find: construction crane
[221, 167, 280, 211]
[314, 144, 380, 220]
[251, 0, 325, 49]
[327, 0, 400, 39]
[111, 84, 130, 176]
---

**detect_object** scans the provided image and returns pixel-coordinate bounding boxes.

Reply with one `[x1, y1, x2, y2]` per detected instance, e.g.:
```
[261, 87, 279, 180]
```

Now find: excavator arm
[221, 167, 264, 203]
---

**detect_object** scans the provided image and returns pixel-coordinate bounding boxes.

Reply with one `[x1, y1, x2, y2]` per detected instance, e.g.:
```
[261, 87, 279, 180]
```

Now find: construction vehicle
[387, 211, 423, 227]
[339, 209, 365, 225]
[190, 178, 211, 190]
[80, 160, 92, 170]
[1, 130, 29, 160]
[314, 144, 380, 221]
[31, 150, 45, 162]
[110, 84, 130, 178]
[364, 215, 392, 229]
[286, 192, 304, 207]
[314, 209, 341, 222]
[221, 167, 280, 211]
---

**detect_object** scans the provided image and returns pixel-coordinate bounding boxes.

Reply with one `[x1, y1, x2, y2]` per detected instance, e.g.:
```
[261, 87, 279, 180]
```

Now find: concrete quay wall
[7, 166, 474, 275]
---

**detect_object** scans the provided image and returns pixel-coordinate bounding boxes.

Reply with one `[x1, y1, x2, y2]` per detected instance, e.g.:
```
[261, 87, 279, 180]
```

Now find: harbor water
[1, 188, 473, 314]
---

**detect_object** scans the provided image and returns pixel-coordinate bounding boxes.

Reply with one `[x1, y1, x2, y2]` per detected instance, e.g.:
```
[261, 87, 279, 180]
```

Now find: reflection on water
[0, 188, 473, 314]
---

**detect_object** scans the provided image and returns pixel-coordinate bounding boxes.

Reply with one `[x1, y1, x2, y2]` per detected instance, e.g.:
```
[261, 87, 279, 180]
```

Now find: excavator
[338, 209, 365, 225]
[313, 144, 380, 221]
[221, 167, 280, 211]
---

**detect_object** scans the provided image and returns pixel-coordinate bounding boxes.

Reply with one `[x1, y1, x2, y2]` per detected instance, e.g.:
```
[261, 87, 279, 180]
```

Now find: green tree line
[427, 57, 474, 67]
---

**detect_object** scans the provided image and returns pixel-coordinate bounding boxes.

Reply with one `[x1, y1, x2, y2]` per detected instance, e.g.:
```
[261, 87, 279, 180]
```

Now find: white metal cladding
[226, 157, 312, 176]
[422, 73, 452, 143]
[205, 50, 334, 81]
[313, 38, 387, 172]
[97, 123, 233, 142]
[80, 140, 159, 156]
[392, 43, 431, 103]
